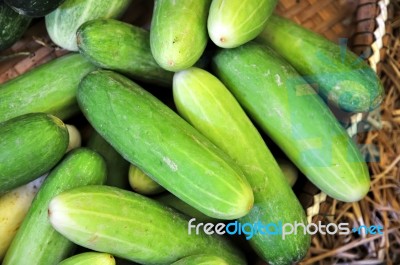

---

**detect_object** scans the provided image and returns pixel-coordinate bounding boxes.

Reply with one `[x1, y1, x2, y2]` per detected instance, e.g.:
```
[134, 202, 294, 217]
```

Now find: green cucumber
[77, 70, 253, 219]
[150, 0, 211, 71]
[45, 0, 132, 51]
[128, 164, 164, 195]
[171, 254, 229, 265]
[173, 67, 310, 264]
[48, 185, 247, 265]
[278, 159, 298, 187]
[257, 15, 384, 112]
[212, 42, 370, 202]
[77, 19, 173, 87]
[4, 0, 66, 17]
[59, 252, 115, 265]
[3, 148, 107, 265]
[155, 193, 219, 223]
[0, 53, 96, 123]
[0, 113, 68, 192]
[0, 1, 31, 51]
[87, 131, 130, 189]
[207, 0, 277, 48]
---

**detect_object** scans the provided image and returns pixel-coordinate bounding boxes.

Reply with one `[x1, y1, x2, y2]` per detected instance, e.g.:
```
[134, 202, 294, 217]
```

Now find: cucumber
[65, 124, 81, 152]
[48, 185, 247, 265]
[150, 0, 211, 71]
[87, 130, 130, 189]
[277, 159, 298, 187]
[77, 70, 253, 219]
[207, 0, 277, 48]
[173, 67, 310, 264]
[59, 252, 115, 265]
[77, 19, 173, 87]
[155, 193, 219, 223]
[45, 0, 132, 51]
[4, 0, 66, 17]
[128, 164, 164, 195]
[0, 53, 96, 123]
[257, 15, 384, 112]
[171, 254, 229, 265]
[3, 148, 107, 265]
[0, 1, 31, 51]
[0, 113, 69, 192]
[212, 42, 370, 202]
[0, 175, 45, 260]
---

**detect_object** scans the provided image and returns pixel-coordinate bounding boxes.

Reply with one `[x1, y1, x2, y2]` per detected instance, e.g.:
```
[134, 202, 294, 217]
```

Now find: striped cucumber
[0, 1, 31, 51]
[59, 252, 115, 265]
[257, 15, 384, 112]
[150, 0, 211, 71]
[171, 254, 229, 265]
[0, 53, 96, 123]
[77, 70, 253, 219]
[212, 42, 370, 202]
[77, 19, 173, 87]
[4, 0, 66, 17]
[0, 113, 69, 192]
[0, 175, 45, 259]
[173, 67, 310, 264]
[48, 185, 247, 265]
[207, 0, 277, 48]
[45, 0, 132, 51]
[128, 164, 164, 195]
[3, 148, 107, 265]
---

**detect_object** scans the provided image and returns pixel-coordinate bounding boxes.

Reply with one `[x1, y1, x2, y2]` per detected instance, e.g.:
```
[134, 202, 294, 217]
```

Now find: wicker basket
[1, 1, 399, 264]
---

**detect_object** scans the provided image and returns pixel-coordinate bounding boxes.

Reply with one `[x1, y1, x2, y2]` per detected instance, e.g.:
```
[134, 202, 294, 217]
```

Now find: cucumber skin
[212, 42, 370, 203]
[257, 15, 384, 112]
[171, 254, 229, 265]
[77, 70, 253, 220]
[173, 68, 310, 264]
[48, 185, 247, 265]
[3, 148, 107, 265]
[4, 0, 66, 17]
[0, 2, 31, 50]
[0, 53, 96, 123]
[77, 19, 173, 87]
[207, 0, 277, 48]
[58, 252, 115, 265]
[45, 0, 131, 51]
[150, 0, 211, 71]
[0, 113, 69, 192]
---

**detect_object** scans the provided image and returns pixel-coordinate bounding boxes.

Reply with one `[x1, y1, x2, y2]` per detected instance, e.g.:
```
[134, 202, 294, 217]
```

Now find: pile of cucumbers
[0, 0, 383, 264]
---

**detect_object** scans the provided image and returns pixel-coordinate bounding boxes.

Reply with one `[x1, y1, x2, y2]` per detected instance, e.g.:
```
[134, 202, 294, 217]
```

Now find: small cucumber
[173, 67, 310, 264]
[0, 1, 31, 50]
[77, 70, 253, 219]
[0, 175, 45, 259]
[58, 252, 115, 265]
[277, 159, 298, 187]
[3, 148, 107, 265]
[128, 164, 164, 195]
[48, 185, 247, 265]
[77, 19, 173, 87]
[45, 0, 132, 51]
[86, 131, 130, 189]
[257, 15, 384, 112]
[171, 254, 229, 265]
[212, 42, 370, 202]
[207, 0, 277, 48]
[150, 0, 211, 71]
[0, 53, 96, 123]
[4, 0, 66, 17]
[0, 113, 69, 192]
[65, 124, 81, 152]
